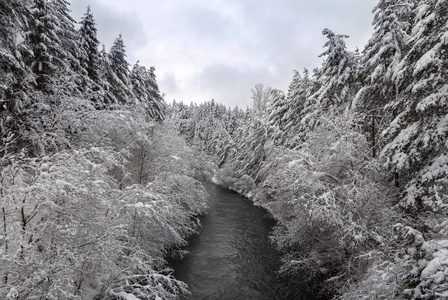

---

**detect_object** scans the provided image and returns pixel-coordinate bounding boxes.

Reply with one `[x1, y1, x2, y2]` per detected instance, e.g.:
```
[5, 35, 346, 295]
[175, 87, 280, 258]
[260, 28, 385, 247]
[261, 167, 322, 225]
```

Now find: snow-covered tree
[267, 87, 289, 145]
[356, 0, 413, 110]
[268, 69, 318, 147]
[101, 34, 133, 105]
[130, 62, 166, 120]
[77, 5, 104, 106]
[27, 0, 81, 94]
[0, 0, 35, 153]
[251, 83, 272, 118]
[351, 0, 415, 159]
[380, 0, 448, 211]
[78, 6, 100, 83]
[314, 28, 359, 108]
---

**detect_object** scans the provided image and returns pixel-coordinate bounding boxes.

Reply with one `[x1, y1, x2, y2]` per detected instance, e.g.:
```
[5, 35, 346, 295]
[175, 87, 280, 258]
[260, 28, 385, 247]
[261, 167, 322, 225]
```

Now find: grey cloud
[238, 0, 378, 65]
[68, 0, 380, 108]
[178, 6, 231, 40]
[199, 64, 286, 108]
[69, 0, 146, 64]
[159, 73, 179, 96]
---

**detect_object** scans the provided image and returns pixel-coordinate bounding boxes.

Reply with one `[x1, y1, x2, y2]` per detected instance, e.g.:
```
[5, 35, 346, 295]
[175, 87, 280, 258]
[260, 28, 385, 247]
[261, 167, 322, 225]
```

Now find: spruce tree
[380, 0, 448, 210]
[314, 28, 359, 107]
[0, 0, 34, 153]
[101, 34, 133, 105]
[130, 62, 166, 120]
[78, 6, 101, 84]
[358, 0, 413, 110]
[27, 0, 81, 94]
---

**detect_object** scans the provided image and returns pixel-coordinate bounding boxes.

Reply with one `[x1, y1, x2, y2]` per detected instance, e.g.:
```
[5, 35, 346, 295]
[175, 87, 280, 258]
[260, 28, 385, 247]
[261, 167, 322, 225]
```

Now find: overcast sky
[69, 0, 379, 108]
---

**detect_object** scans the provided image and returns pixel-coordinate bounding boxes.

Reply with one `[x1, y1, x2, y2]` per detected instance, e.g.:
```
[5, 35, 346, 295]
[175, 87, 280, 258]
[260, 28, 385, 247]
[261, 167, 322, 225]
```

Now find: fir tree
[130, 62, 166, 120]
[78, 5, 101, 84]
[101, 34, 133, 105]
[314, 28, 359, 107]
[358, 0, 413, 110]
[27, 0, 81, 94]
[381, 0, 448, 210]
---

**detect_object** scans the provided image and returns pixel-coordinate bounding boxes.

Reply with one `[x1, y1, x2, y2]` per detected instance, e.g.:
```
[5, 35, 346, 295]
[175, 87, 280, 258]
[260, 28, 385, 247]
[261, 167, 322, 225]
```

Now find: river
[171, 183, 315, 300]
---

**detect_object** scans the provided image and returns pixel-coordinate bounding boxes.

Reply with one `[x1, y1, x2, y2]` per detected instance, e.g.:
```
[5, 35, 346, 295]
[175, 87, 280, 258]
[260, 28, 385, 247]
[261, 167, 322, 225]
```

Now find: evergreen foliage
[0, 2, 195, 299]
[78, 6, 100, 83]
[130, 63, 166, 121]
[169, 0, 448, 298]
[2, 0, 448, 298]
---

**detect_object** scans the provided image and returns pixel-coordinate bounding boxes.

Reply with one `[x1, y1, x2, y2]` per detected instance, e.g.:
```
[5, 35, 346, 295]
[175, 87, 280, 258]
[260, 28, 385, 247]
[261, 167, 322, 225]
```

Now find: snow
[421, 258, 442, 279]
[421, 154, 448, 183]
[6, 287, 18, 300]
[287, 159, 300, 168]
[371, 63, 385, 82]
[437, 114, 448, 136]
[114, 292, 140, 300]
[413, 48, 436, 75]
[412, 9, 435, 40]
[416, 85, 448, 111]
[415, 4, 430, 21]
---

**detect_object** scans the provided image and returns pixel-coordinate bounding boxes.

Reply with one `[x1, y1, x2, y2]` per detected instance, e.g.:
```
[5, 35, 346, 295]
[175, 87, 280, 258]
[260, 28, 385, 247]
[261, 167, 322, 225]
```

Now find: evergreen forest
[1, 0, 448, 299]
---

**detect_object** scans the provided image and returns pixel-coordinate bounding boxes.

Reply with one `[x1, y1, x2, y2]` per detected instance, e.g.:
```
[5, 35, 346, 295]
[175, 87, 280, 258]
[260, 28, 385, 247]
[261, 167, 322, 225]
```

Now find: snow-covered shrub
[0, 148, 124, 299]
[335, 258, 406, 300]
[257, 114, 396, 297]
[397, 222, 448, 299]
[0, 104, 209, 299]
[338, 220, 448, 300]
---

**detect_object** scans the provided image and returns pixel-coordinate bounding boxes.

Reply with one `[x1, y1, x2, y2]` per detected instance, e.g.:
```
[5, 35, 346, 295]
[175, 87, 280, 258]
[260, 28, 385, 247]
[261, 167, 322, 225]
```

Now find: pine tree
[267, 87, 288, 145]
[353, 0, 414, 158]
[314, 28, 359, 107]
[109, 34, 128, 83]
[380, 0, 448, 210]
[101, 34, 133, 105]
[357, 0, 413, 110]
[0, 0, 41, 154]
[130, 62, 166, 120]
[78, 6, 101, 84]
[27, 0, 81, 94]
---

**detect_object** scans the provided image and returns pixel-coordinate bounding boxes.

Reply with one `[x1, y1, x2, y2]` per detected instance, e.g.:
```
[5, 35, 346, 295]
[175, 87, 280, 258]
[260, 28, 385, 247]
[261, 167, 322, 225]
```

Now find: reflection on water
[171, 183, 315, 300]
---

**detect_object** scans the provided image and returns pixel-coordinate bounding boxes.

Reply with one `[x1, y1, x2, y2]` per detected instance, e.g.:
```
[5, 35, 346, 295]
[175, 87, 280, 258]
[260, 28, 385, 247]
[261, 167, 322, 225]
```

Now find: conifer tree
[27, 0, 81, 94]
[101, 34, 133, 105]
[353, 0, 414, 158]
[0, 0, 39, 153]
[381, 0, 448, 210]
[314, 28, 359, 107]
[78, 6, 101, 84]
[130, 62, 166, 120]
[357, 0, 413, 110]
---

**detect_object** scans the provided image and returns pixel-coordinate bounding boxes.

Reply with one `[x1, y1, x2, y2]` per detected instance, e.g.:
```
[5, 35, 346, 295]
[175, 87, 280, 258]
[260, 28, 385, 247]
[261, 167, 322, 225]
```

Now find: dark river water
[171, 183, 315, 300]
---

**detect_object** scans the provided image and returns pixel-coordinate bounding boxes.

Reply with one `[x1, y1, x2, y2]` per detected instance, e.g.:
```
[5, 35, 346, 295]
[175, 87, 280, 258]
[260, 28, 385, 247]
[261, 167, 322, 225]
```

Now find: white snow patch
[437, 114, 448, 136]
[414, 49, 436, 75]
[421, 258, 441, 280]
[288, 159, 300, 168]
[114, 292, 140, 300]
[6, 287, 18, 300]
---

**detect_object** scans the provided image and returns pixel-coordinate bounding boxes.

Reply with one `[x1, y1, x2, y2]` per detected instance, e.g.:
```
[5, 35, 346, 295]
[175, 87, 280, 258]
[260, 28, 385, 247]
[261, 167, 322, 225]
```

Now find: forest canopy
[169, 0, 448, 298]
[1, 0, 448, 299]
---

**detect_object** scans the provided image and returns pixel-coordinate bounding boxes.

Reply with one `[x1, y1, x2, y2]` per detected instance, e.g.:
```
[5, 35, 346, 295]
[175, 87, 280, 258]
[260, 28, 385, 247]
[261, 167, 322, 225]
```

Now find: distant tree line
[169, 0, 448, 298]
